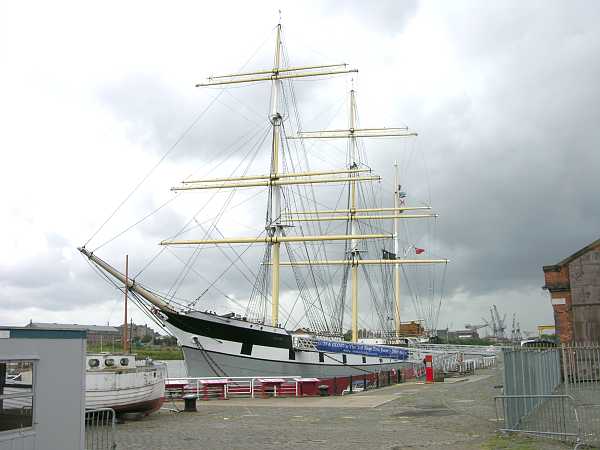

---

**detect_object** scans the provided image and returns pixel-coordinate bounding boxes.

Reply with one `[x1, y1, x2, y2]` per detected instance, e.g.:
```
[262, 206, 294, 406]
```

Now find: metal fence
[85, 408, 116, 450]
[497, 344, 600, 447]
[562, 343, 600, 447]
[495, 394, 578, 441]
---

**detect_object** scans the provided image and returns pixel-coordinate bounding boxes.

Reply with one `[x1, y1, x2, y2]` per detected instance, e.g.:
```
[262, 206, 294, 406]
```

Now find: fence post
[561, 344, 569, 396]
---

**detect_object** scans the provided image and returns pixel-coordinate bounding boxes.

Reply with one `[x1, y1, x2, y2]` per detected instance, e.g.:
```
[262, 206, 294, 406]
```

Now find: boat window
[104, 358, 115, 367]
[342, 354, 347, 364]
[0, 359, 35, 432]
[88, 358, 100, 368]
[119, 358, 129, 366]
[319, 353, 324, 363]
[362, 356, 366, 364]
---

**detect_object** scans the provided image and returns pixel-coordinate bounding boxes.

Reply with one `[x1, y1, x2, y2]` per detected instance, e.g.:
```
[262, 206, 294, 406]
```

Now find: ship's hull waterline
[160, 310, 412, 379]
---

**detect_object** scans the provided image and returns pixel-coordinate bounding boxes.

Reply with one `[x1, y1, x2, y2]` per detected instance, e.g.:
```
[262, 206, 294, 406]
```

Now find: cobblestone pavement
[115, 367, 571, 449]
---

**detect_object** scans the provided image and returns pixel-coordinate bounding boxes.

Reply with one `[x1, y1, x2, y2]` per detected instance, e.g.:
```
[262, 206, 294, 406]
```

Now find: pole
[270, 23, 282, 328]
[351, 264, 358, 342]
[123, 254, 128, 353]
[349, 89, 359, 343]
[394, 162, 401, 337]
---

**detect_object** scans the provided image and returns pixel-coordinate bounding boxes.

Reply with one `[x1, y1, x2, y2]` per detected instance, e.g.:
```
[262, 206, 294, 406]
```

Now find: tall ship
[79, 23, 448, 385]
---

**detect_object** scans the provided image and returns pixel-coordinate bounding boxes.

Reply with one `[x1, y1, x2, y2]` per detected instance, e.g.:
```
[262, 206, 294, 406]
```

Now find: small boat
[85, 353, 166, 415]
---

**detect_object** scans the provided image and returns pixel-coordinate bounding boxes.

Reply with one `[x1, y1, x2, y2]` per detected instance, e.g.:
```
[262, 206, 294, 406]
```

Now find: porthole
[105, 358, 115, 367]
[88, 359, 100, 368]
[120, 358, 129, 366]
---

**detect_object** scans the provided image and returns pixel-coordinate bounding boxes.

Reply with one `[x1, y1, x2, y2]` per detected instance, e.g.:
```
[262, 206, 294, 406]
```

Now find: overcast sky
[2, 1, 599, 336]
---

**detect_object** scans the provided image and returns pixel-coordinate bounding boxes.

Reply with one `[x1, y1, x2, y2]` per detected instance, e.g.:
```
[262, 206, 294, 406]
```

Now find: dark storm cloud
[371, 2, 600, 305]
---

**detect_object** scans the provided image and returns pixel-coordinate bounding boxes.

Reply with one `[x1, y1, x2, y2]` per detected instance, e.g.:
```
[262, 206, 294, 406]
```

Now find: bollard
[183, 394, 197, 412]
[425, 354, 434, 383]
[349, 375, 353, 394]
[363, 376, 367, 391]
[318, 384, 329, 397]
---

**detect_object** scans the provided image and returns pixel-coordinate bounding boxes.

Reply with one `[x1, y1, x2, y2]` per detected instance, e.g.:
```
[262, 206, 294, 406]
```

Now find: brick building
[25, 322, 120, 345]
[542, 238, 600, 343]
[117, 323, 156, 340]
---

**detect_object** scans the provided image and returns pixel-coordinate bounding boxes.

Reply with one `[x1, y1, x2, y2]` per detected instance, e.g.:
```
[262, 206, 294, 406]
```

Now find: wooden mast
[270, 23, 282, 328]
[393, 163, 402, 337]
[123, 254, 129, 353]
[349, 89, 360, 342]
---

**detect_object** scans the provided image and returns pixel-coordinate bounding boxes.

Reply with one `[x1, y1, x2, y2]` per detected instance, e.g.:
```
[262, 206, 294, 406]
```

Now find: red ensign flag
[415, 247, 425, 254]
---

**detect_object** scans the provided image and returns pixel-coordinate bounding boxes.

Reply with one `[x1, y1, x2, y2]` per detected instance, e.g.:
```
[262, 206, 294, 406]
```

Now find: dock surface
[116, 366, 570, 449]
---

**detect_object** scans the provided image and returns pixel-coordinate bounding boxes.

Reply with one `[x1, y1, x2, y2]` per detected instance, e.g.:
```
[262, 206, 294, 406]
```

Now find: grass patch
[481, 433, 570, 449]
[87, 344, 183, 360]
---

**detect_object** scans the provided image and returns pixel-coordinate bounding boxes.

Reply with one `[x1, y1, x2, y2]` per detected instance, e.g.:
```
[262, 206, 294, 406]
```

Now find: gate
[85, 407, 117, 450]
[497, 344, 600, 447]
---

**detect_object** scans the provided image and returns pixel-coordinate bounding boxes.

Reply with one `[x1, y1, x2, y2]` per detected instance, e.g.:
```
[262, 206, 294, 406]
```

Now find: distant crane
[510, 313, 522, 343]
[482, 305, 507, 341]
[465, 323, 488, 335]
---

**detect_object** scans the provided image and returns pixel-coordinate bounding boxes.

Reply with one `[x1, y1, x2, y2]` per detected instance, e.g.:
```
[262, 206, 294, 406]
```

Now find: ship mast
[270, 24, 282, 327]
[393, 162, 401, 337]
[165, 24, 361, 328]
[286, 90, 435, 342]
[349, 89, 359, 342]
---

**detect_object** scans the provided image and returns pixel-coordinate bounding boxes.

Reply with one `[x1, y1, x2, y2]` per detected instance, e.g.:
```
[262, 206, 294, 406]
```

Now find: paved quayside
[116, 365, 571, 450]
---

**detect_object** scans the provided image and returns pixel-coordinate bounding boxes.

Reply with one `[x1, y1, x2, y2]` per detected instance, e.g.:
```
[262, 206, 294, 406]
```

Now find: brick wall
[543, 265, 572, 343]
[543, 241, 600, 343]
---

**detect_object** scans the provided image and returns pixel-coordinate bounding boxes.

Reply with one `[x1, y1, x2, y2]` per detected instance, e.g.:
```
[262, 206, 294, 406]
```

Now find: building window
[0, 359, 35, 432]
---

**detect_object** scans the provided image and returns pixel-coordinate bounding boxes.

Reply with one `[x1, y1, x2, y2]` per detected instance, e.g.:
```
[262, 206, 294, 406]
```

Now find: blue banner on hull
[314, 340, 408, 360]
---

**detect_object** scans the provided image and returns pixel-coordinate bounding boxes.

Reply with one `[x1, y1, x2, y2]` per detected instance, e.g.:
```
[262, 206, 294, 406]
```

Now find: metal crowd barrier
[574, 403, 600, 448]
[495, 394, 579, 442]
[85, 407, 116, 450]
[497, 343, 600, 446]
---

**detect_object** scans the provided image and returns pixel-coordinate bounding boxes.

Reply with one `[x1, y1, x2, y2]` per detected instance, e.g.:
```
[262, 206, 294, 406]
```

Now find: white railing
[292, 336, 318, 351]
[412, 343, 501, 356]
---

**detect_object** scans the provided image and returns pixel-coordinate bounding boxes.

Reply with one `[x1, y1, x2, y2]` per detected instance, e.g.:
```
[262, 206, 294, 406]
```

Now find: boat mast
[78, 247, 176, 313]
[393, 163, 401, 337]
[123, 254, 129, 352]
[270, 24, 283, 327]
[349, 89, 359, 342]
